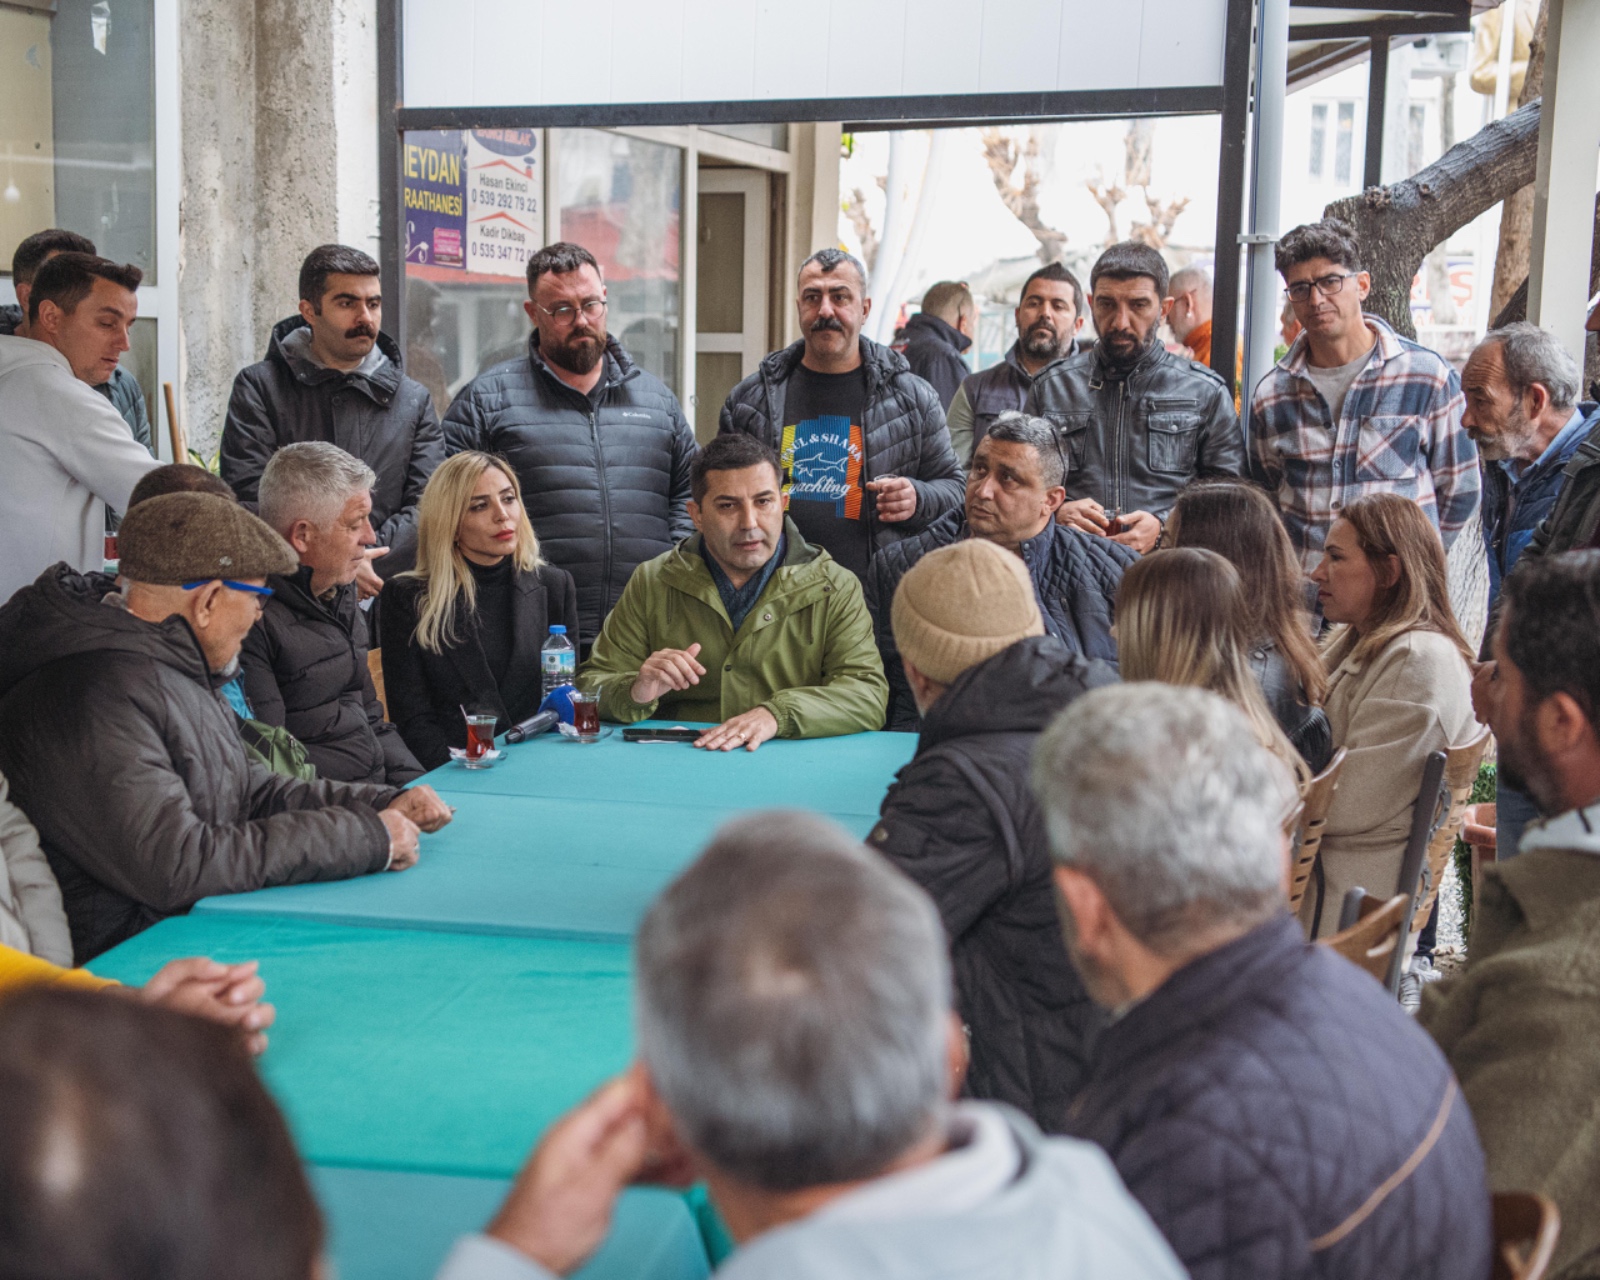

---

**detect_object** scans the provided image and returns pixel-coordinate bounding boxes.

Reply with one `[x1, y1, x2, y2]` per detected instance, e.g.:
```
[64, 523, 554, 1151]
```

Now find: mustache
[809, 315, 846, 334]
[344, 325, 376, 340]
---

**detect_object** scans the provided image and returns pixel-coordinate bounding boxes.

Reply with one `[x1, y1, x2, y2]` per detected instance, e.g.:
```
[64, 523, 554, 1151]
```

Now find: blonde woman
[1305, 492, 1475, 936]
[379, 452, 578, 769]
[1116, 548, 1310, 788]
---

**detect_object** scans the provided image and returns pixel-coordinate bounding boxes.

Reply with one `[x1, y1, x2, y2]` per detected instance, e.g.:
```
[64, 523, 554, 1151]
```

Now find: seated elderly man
[0, 493, 451, 962]
[1034, 683, 1491, 1280]
[580, 433, 887, 750]
[1422, 551, 1600, 1279]
[868, 539, 1114, 1131]
[865, 412, 1134, 729]
[242, 442, 422, 785]
[437, 812, 1186, 1279]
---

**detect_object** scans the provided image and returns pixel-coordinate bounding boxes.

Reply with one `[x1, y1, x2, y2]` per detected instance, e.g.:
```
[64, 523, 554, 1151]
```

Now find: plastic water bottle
[541, 625, 575, 698]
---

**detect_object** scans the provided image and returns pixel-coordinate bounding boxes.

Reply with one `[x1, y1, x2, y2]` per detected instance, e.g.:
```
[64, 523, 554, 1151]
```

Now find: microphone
[504, 709, 560, 743]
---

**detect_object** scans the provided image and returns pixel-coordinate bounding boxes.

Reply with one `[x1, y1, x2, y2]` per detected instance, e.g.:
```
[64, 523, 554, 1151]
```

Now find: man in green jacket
[1421, 549, 1600, 1280]
[580, 433, 887, 749]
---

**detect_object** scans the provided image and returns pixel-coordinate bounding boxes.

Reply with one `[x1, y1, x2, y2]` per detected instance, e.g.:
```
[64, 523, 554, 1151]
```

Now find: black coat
[379, 565, 579, 770]
[1252, 641, 1333, 773]
[1066, 915, 1491, 1280]
[719, 338, 965, 559]
[239, 567, 422, 786]
[221, 317, 445, 576]
[869, 637, 1117, 1131]
[0, 566, 400, 962]
[440, 335, 697, 641]
[865, 509, 1135, 731]
[901, 312, 971, 410]
[1026, 341, 1245, 519]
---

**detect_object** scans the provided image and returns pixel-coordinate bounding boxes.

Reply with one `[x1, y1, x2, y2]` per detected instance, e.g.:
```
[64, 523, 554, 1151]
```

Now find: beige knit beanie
[891, 539, 1045, 685]
[118, 492, 298, 585]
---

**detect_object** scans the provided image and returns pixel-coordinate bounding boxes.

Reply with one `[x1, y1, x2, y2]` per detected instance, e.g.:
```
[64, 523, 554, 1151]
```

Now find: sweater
[0, 336, 159, 603]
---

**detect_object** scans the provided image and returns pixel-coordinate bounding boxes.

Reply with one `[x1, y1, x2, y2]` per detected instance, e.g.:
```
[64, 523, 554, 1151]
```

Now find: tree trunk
[1488, 0, 1550, 319]
[1324, 100, 1541, 337]
[1488, 193, 1600, 328]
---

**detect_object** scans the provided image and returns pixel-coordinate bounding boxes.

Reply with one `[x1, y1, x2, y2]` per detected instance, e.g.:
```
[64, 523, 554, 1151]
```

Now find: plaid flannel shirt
[1248, 315, 1480, 572]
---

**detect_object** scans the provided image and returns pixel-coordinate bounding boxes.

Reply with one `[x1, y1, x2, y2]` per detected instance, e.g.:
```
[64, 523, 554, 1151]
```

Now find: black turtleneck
[468, 556, 515, 684]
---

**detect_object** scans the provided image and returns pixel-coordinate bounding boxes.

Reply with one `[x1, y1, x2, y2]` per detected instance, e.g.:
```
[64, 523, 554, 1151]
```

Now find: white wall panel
[403, 0, 1227, 109]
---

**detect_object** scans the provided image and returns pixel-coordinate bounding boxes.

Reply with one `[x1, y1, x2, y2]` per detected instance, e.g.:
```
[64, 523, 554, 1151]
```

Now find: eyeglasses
[1285, 272, 1358, 303]
[534, 298, 607, 324]
[183, 579, 274, 599]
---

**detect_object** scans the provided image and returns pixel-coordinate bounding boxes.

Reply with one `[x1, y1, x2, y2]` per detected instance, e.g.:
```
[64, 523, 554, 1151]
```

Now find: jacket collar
[659, 518, 821, 618]
[1090, 915, 1306, 1076]
[1494, 814, 1600, 934]
[270, 564, 356, 624]
[266, 315, 403, 404]
[759, 336, 907, 401]
[905, 311, 972, 354]
[1498, 406, 1594, 486]
[1280, 313, 1400, 381]
[1089, 337, 1167, 387]
[526, 331, 638, 402]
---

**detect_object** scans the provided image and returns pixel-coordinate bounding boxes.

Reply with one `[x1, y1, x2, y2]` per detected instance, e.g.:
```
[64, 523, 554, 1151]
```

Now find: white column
[1527, 0, 1600, 363]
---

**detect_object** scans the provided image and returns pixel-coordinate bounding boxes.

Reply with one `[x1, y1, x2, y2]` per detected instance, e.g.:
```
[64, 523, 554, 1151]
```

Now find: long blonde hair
[1320, 492, 1473, 673]
[402, 452, 542, 654]
[1117, 548, 1310, 785]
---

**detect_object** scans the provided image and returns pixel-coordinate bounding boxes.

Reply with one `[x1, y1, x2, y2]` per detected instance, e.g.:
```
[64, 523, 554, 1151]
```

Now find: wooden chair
[367, 649, 390, 723]
[1492, 1191, 1560, 1280]
[1401, 726, 1493, 966]
[1321, 889, 1408, 985]
[1287, 748, 1347, 916]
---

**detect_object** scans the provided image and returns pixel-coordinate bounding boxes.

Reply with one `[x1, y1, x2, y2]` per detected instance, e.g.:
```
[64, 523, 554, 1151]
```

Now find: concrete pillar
[1527, 0, 1600, 365]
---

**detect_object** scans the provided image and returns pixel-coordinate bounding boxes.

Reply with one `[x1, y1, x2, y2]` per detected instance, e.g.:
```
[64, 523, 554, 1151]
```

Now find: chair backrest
[367, 649, 389, 722]
[1287, 747, 1347, 915]
[1492, 1190, 1561, 1280]
[1321, 890, 1409, 985]
[1405, 726, 1493, 961]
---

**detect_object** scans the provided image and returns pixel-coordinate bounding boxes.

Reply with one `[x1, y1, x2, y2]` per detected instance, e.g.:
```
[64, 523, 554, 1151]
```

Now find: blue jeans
[1495, 781, 1542, 861]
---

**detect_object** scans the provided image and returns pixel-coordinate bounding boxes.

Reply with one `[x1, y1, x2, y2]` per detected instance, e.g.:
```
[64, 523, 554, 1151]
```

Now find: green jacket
[579, 520, 887, 738]
[1420, 835, 1600, 1280]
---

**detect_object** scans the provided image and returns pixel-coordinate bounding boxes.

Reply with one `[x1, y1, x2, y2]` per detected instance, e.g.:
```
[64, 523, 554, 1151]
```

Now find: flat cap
[117, 492, 297, 585]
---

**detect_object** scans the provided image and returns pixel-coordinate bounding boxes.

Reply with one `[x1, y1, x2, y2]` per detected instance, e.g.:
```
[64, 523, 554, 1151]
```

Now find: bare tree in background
[842, 182, 882, 275]
[980, 127, 1069, 263]
[1084, 120, 1190, 249]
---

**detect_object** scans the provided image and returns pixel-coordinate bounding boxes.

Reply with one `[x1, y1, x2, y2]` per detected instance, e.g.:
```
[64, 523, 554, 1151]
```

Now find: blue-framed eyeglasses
[182, 579, 274, 598]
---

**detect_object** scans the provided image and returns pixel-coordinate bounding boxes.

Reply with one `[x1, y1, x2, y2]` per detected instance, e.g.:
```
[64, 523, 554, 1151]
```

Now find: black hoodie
[867, 635, 1117, 1130]
[0, 564, 400, 961]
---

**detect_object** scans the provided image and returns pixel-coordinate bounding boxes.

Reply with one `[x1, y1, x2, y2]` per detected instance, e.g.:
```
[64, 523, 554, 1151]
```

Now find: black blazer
[378, 564, 579, 770]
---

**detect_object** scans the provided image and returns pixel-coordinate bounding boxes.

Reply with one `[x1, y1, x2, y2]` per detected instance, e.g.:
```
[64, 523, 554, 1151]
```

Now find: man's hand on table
[695, 706, 779, 753]
[630, 643, 705, 706]
[388, 784, 454, 832]
[380, 809, 421, 870]
[139, 957, 276, 1055]
[487, 1076, 651, 1276]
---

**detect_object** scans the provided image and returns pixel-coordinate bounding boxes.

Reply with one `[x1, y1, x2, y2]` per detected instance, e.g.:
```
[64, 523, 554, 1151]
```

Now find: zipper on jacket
[590, 404, 616, 618]
[1113, 379, 1127, 512]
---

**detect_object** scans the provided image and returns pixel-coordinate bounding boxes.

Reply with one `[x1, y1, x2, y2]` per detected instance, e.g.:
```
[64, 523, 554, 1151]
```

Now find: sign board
[403, 128, 542, 280]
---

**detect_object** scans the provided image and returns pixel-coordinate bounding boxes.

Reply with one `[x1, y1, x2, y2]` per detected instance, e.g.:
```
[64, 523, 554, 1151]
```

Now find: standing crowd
[4, 212, 1600, 1280]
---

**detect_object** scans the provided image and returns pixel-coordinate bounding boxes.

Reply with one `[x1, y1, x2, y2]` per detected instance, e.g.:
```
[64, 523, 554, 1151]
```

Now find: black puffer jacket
[1066, 914, 1491, 1280]
[1026, 341, 1245, 518]
[441, 334, 696, 640]
[901, 312, 971, 409]
[239, 567, 422, 786]
[222, 318, 444, 576]
[0, 566, 401, 961]
[868, 636, 1116, 1131]
[865, 509, 1135, 730]
[1252, 641, 1333, 773]
[719, 338, 965, 555]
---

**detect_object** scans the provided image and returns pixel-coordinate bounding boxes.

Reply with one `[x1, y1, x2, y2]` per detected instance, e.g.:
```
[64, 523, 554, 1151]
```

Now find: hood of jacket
[0, 564, 213, 702]
[918, 634, 1117, 748]
[264, 314, 404, 405]
[904, 311, 972, 354]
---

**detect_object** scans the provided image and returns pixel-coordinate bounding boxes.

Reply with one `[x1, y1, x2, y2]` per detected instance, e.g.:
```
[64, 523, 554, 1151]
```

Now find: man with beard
[1026, 243, 1243, 555]
[719, 248, 964, 583]
[443, 242, 697, 645]
[1248, 219, 1479, 574]
[1422, 551, 1600, 1280]
[222, 245, 444, 597]
[1460, 323, 1593, 857]
[946, 262, 1086, 465]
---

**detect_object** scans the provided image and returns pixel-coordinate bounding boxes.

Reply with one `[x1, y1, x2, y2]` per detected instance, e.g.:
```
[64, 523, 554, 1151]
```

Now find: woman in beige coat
[1303, 494, 1476, 936]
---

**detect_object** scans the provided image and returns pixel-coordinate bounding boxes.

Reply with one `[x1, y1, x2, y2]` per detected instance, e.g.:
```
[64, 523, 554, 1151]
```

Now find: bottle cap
[549, 625, 567, 635]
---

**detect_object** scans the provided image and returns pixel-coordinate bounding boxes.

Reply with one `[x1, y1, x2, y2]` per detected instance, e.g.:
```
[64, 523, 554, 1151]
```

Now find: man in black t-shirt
[718, 249, 965, 581]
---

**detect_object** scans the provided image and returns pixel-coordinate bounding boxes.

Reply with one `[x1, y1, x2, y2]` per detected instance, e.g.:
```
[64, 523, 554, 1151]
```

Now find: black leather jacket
[1251, 640, 1333, 773]
[1025, 342, 1244, 518]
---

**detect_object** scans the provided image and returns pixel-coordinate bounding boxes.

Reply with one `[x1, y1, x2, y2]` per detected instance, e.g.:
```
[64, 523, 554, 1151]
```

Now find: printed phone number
[470, 191, 537, 212]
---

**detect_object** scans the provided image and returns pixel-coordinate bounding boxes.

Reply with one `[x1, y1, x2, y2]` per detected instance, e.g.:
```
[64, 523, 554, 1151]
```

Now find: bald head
[1166, 266, 1213, 345]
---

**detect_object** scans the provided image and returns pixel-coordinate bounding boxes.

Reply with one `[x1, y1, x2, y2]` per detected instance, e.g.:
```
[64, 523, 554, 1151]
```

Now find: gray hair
[799, 247, 867, 293]
[258, 442, 375, 534]
[1031, 684, 1293, 955]
[635, 811, 950, 1192]
[1482, 321, 1580, 412]
[982, 412, 1066, 488]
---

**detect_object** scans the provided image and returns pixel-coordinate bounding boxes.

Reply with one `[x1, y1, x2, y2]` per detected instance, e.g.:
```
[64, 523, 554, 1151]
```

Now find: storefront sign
[466, 129, 542, 277]
[403, 130, 466, 268]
